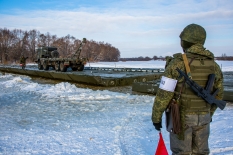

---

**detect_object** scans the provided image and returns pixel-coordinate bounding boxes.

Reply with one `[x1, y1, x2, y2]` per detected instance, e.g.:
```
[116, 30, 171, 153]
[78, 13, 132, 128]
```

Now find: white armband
[159, 76, 177, 92]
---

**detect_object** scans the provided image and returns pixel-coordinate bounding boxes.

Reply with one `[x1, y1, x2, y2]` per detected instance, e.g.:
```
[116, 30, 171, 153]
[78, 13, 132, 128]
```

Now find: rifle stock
[176, 68, 226, 110]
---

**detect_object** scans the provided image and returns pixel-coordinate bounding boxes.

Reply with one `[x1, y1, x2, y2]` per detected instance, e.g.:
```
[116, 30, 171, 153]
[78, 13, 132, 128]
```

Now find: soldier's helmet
[179, 24, 206, 45]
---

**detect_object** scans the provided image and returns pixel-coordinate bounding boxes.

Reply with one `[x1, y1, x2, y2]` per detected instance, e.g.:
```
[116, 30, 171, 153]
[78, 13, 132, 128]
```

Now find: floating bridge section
[1, 65, 232, 102]
[132, 74, 233, 102]
[0, 65, 164, 87]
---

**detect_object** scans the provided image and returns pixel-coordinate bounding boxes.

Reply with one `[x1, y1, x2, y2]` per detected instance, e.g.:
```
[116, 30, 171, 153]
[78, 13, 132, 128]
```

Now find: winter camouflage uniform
[152, 24, 224, 155]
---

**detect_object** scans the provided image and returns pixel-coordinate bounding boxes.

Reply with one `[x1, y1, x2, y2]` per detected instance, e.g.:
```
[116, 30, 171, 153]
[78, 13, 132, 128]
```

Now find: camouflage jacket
[20, 57, 28, 64]
[152, 44, 224, 126]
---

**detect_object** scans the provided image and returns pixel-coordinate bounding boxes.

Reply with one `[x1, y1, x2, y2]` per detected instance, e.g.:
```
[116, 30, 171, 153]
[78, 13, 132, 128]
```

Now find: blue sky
[0, 0, 233, 57]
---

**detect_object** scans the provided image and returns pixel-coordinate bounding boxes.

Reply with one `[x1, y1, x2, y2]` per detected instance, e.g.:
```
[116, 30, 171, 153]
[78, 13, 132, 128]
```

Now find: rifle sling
[182, 53, 192, 79]
[177, 56, 195, 100]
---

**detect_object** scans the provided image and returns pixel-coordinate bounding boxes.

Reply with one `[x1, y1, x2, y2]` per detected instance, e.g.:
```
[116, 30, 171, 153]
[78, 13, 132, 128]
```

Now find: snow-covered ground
[0, 60, 233, 155]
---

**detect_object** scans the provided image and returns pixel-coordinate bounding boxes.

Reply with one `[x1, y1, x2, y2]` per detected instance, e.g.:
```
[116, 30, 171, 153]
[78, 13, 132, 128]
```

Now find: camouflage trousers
[170, 114, 211, 155]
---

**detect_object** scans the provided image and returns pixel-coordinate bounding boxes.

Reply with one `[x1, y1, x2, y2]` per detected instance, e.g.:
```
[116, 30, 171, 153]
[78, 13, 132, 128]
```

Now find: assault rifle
[176, 68, 226, 110]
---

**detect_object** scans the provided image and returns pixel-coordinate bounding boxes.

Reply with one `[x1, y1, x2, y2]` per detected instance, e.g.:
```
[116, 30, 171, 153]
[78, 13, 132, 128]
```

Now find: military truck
[35, 38, 87, 72]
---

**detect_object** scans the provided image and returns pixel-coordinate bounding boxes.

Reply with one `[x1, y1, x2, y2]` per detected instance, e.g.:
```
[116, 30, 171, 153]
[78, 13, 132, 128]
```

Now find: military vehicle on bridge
[35, 38, 87, 72]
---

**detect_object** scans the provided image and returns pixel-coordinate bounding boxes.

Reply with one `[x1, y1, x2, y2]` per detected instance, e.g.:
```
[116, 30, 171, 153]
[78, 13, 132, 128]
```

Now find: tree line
[215, 53, 233, 60]
[1, 27, 231, 64]
[120, 55, 233, 61]
[120, 56, 166, 61]
[0, 28, 120, 64]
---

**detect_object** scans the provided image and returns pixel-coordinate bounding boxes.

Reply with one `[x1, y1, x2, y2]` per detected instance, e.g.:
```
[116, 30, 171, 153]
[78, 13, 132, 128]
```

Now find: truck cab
[36, 46, 58, 59]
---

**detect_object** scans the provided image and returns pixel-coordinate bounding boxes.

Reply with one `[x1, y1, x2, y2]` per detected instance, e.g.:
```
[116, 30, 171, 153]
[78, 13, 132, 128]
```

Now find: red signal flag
[155, 132, 169, 155]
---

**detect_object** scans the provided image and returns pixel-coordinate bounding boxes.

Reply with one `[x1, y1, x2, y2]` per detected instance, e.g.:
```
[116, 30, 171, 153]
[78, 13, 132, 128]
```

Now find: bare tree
[100, 43, 120, 61]
[28, 29, 39, 61]
[38, 33, 47, 47]
[82, 40, 102, 62]
[0, 28, 15, 63]
[0, 27, 122, 63]
[10, 29, 26, 62]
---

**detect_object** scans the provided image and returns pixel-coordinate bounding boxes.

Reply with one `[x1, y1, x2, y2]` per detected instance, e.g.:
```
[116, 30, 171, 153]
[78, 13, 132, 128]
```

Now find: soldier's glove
[153, 122, 162, 131]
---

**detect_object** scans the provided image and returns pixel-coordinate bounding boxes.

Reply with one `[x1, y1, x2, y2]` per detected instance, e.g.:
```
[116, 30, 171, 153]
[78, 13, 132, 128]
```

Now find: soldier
[151, 24, 224, 154]
[19, 55, 28, 69]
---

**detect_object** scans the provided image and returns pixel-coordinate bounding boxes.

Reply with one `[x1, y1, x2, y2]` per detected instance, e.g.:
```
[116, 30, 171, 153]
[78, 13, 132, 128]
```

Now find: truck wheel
[43, 61, 49, 70]
[77, 65, 84, 71]
[60, 62, 67, 72]
[71, 67, 78, 71]
[38, 61, 43, 70]
[55, 62, 60, 71]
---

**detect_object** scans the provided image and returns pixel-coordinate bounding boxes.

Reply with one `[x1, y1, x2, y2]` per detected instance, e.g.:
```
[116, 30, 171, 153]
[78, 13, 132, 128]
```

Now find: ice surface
[0, 61, 233, 155]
